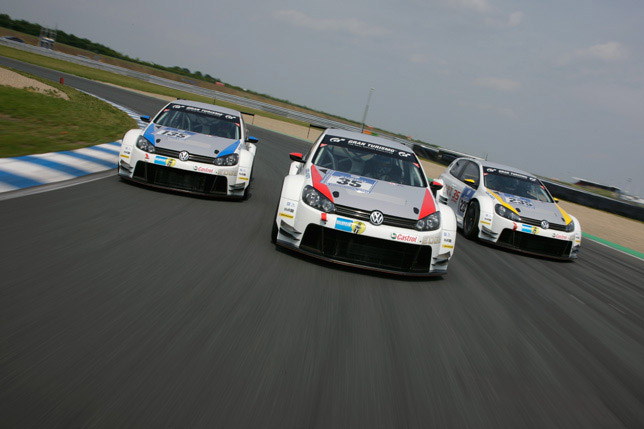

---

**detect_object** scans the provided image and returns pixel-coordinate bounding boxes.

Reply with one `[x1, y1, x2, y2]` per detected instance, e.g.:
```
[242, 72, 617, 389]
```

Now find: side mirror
[246, 136, 259, 143]
[140, 115, 150, 123]
[430, 180, 443, 191]
[554, 198, 560, 203]
[290, 152, 304, 162]
[430, 180, 443, 197]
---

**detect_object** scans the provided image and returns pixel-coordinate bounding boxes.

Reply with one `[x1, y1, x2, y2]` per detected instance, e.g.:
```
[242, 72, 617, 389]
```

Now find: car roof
[459, 157, 537, 179]
[169, 99, 242, 117]
[323, 128, 413, 152]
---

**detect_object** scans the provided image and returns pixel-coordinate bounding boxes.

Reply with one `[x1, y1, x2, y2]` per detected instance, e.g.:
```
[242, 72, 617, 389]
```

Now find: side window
[459, 162, 480, 188]
[449, 159, 466, 179]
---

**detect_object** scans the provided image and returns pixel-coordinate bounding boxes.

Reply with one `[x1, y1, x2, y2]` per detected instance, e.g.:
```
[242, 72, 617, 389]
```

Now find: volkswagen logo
[541, 220, 549, 229]
[179, 151, 190, 162]
[370, 211, 384, 226]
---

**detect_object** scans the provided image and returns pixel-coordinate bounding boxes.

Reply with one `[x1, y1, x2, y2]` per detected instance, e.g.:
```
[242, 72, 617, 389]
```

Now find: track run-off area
[1, 57, 644, 427]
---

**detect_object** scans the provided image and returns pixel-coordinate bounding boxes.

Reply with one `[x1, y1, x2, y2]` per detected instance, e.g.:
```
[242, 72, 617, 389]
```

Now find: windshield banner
[322, 135, 414, 161]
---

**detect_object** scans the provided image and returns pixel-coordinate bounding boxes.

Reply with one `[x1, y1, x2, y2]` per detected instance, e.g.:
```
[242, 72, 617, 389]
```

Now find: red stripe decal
[418, 188, 436, 219]
[311, 165, 334, 202]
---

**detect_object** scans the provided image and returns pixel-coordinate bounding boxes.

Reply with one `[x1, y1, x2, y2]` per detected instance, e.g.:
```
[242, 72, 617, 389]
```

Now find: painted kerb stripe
[583, 232, 644, 260]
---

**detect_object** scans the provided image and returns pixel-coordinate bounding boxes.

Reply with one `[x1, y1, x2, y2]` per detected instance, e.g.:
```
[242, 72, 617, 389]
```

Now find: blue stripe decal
[143, 123, 155, 145]
[218, 140, 240, 157]
[15, 156, 90, 177]
[58, 151, 116, 168]
[0, 170, 45, 189]
[86, 145, 119, 155]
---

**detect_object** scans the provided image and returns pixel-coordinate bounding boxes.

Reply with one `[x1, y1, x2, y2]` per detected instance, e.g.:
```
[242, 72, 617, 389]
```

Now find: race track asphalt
[2, 56, 644, 428]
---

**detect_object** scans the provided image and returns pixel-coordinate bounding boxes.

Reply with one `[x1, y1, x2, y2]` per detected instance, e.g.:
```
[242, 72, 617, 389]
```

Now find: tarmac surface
[2, 56, 644, 428]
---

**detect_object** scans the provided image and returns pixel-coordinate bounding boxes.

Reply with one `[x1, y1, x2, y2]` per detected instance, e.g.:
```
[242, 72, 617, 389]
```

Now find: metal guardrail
[3, 39, 642, 222]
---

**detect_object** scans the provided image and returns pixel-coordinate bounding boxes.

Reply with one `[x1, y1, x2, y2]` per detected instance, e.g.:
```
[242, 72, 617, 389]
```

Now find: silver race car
[118, 100, 257, 198]
[437, 158, 582, 259]
[272, 129, 457, 276]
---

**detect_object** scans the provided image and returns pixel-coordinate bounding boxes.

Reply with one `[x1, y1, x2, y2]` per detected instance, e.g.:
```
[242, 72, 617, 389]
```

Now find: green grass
[0, 45, 310, 128]
[0, 69, 136, 157]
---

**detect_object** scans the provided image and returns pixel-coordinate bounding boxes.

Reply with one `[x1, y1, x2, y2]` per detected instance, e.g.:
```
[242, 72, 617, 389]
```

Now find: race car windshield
[154, 104, 240, 140]
[312, 136, 427, 187]
[484, 169, 553, 202]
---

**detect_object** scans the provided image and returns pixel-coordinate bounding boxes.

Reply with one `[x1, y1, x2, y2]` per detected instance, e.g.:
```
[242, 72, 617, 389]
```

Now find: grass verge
[0, 45, 310, 128]
[0, 67, 136, 157]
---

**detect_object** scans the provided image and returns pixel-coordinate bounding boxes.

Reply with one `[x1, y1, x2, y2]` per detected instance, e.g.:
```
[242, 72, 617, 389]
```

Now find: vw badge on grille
[179, 151, 190, 162]
[370, 211, 384, 226]
[541, 220, 549, 229]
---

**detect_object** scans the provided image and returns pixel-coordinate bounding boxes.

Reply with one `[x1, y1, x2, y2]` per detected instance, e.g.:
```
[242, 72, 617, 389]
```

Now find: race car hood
[312, 167, 433, 219]
[497, 192, 568, 224]
[144, 124, 239, 158]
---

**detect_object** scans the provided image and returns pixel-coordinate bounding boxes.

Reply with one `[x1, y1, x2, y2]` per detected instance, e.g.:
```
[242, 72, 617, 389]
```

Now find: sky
[4, 0, 644, 195]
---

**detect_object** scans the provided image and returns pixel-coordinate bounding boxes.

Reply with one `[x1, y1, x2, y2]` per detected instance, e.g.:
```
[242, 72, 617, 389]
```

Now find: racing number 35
[335, 178, 362, 188]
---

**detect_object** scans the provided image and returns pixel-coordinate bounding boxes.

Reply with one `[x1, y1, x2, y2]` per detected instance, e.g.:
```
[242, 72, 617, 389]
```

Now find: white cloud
[559, 42, 629, 65]
[575, 42, 629, 62]
[485, 11, 524, 28]
[410, 53, 431, 64]
[458, 101, 516, 118]
[474, 77, 520, 91]
[442, 0, 492, 13]
[273, 10, 391, 37]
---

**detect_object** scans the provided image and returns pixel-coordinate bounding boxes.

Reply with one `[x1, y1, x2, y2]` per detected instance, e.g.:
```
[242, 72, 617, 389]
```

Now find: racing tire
[270, 204, 279, 244]
[463, 201, 480, 240]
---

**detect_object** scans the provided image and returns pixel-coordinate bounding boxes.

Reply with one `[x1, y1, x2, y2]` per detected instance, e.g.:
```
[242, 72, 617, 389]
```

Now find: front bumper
[275, 197, 455, 276]
[479, 214, 581, 259]
[118, 146, 247, 197]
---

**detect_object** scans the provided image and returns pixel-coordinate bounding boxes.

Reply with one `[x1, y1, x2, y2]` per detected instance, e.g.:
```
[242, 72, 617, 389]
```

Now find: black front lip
[275, 240, 446, 277]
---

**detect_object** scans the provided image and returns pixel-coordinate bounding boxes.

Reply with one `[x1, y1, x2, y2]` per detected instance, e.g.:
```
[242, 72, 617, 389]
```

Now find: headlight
[565, 220, 574, 232]
[415, 211, 441, 231]
[214, 153, 239, 166]
[495, 204, 521, 221]
[302, 185, 335, 213]
[136, 135, 155, 153]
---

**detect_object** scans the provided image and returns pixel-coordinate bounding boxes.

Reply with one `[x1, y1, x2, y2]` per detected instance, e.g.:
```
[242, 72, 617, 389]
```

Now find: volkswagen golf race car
[437, 158, 581, 259]
[118, 100, 258, 198]
[271, 129, 457, 276]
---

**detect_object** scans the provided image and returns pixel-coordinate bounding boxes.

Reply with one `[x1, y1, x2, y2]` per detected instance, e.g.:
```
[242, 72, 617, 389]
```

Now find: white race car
[437, 158, 581, 259]
[118, 100, 257, 198]
[271, 129, 457, 276]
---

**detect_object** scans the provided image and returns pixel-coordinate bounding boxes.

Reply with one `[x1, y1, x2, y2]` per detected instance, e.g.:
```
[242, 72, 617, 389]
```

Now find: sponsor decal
[154, 156, 176, 167]
[122, 147, 132, 155]
[391, 233, 419, 243]
[120, 154, 130, 159]
[422, 236, 441, 245]
[321, 171, 376, 193]
[480, 221, 491, 225]
[552, 233, 568, 240]
[145, 153, 150, 160]
[485, 167, 537, 182]
[218, 169, 238, 176]
[442, 244, 454, 249]
[335, 217, 365, 234]
[279, 213, 294, 219]
[169, 103, 240, 122]
[193, 165, 215, 174]
[239, 177, 249, 181]
[322, 135, 415, 161]
[282, 207, 295, 214]
[443, 237, 453, 243]
[521, 225, 539, 234]
[239, 167, 249, 177]
[484, 213, 493, 221]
